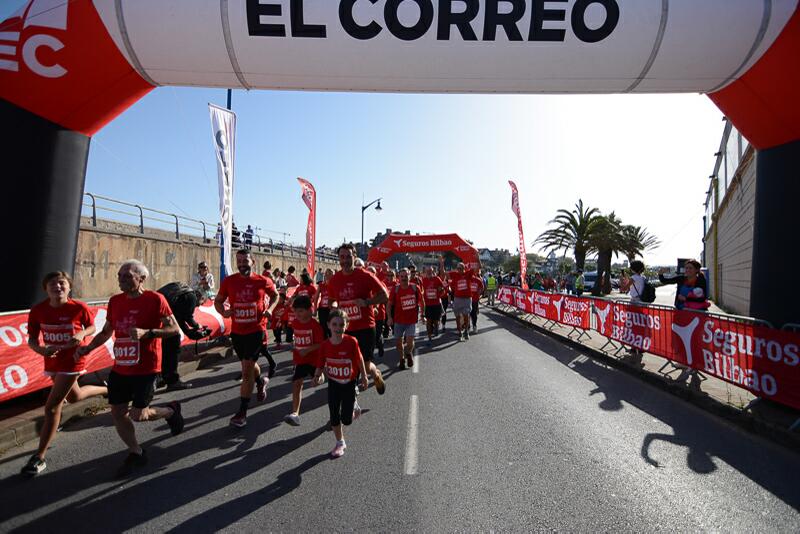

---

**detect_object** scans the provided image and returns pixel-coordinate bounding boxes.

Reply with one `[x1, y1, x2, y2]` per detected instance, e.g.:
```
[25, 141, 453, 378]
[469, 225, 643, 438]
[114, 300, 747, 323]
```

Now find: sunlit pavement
[1, 309, 798, 532]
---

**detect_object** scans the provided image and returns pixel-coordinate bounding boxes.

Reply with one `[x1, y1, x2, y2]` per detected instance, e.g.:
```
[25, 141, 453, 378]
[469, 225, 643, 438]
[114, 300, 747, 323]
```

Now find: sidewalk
[0, 343, 231, 457]
[489, 303, 800, 447]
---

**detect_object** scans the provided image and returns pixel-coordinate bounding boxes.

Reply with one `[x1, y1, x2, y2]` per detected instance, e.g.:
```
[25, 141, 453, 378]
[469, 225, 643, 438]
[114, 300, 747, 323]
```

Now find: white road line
[404, 395, 419, 475]
[412, 351, 419, 374]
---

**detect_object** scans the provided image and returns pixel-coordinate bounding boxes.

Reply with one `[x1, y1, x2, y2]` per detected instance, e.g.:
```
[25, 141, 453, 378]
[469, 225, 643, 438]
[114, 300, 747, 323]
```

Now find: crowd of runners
[19, 244, 487, 476]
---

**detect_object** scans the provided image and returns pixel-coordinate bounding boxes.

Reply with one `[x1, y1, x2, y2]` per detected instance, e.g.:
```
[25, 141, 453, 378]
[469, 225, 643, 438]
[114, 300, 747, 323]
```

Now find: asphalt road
[1, 308, 798, 532]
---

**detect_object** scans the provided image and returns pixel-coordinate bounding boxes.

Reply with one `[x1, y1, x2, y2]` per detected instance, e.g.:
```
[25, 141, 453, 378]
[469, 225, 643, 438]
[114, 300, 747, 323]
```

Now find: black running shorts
[107, 371, 157, 408]
[231, 331, 265, 361]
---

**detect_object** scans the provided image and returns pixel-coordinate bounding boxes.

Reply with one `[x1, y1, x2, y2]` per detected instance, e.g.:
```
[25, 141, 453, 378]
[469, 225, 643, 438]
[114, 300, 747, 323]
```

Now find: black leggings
[328, 379, 357, 426]
[471, 300, 479, 327]
[318, 307, 331, 338]
[441, 298, 449, 325]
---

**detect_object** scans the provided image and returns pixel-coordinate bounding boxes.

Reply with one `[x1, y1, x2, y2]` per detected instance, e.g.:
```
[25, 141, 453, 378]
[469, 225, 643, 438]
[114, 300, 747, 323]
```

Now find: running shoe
[230, 412, 247, 428]
[373, 369, 386, 395]
[234, 372, 243, 382]
[256, 376, 269, 402]
[166, 401, 185, 436]
[405, 352, 414, 368]
[115, 449, 147, 479]
[20, 455, 46, 477]
[353, 401, 362, 421]
[284, 413, 301, 426]
[397, 360, 406, 370]
[472, 325, 477, 334]
[330, 441, 346, 459]
[464, 330, 470, 341]
[166, 380, 193, 391]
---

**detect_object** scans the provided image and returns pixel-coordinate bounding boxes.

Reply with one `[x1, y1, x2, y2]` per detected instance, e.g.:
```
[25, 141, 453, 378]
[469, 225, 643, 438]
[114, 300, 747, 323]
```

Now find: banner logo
[0, 0, 68, 78]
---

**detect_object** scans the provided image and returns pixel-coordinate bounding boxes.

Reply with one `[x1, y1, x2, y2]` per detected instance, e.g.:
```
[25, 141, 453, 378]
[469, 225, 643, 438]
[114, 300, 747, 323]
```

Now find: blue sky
[3, 2, 725, 266]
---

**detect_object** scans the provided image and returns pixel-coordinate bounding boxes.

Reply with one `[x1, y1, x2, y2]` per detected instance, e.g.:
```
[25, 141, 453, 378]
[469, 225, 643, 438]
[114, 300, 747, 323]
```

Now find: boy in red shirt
[271, 292, 288, 348]
[388, 268, 425, 369]
[285, 295, 325, 426]
[313, 309, 368, 458]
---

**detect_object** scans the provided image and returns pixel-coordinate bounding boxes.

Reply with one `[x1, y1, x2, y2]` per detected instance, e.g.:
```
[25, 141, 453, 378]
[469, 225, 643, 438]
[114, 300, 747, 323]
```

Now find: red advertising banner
[497, 288, 800, 411]
[508, 181, 529, 290]
[297, 177, 316, 276]
[0, 302, 231, 403]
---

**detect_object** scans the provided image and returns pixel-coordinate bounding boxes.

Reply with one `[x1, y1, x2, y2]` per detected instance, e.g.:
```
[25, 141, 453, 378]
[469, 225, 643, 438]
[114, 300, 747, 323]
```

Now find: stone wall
[73, 222, 338, 301]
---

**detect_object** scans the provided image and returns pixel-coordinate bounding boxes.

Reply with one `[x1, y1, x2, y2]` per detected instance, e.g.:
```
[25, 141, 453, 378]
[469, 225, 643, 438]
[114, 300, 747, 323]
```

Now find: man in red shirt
[215, 249, 278, 428]
[77, 260, 183, 478]
[421, 266, 445, 343]
[388, 268, 425, 369]
[469, 270, 486, 334]
[327, 243, 389, 394]
[443, 259, 475, 341]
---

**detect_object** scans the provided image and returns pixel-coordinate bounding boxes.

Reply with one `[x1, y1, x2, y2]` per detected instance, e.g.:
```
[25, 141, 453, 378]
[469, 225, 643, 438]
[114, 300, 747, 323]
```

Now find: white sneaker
[284, 413, 301, 426]
[353, 400, 362, 421]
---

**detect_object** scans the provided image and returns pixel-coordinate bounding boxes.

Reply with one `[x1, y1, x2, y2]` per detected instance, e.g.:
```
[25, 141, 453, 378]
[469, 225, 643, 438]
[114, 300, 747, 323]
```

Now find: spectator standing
[315, 268, 324, 284]
[574, 270, 585, 296]
[622, 260, 647, 366]
[659, 259, 710, 310]
[485, 272, 498, 306]
[190, 261, 215, 300]
[244, 225, 254, 248]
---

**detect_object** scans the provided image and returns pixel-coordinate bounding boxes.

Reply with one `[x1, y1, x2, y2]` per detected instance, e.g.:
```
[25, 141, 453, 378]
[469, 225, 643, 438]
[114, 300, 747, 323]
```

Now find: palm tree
[587, 212, 625, 295]
[534, 199, 601, 270]
[620, 225, 660, 262]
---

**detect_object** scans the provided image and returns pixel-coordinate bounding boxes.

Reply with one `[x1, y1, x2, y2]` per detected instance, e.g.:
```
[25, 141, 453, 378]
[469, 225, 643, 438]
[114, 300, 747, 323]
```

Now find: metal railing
[81, 193, 339, 262]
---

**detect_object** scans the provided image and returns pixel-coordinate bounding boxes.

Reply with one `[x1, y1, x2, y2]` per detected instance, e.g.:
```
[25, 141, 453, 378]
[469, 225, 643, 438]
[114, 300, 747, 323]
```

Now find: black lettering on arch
[385, 0, 435, 41]
[437, 0, 479, 41]
[291, 0, 327, 38]
[483, 0, 525, 42]
[246, 0, 285, 37]
[572, 0, 620, 43]
[528, 0, 567, 42]
[340, 0, 383, 40]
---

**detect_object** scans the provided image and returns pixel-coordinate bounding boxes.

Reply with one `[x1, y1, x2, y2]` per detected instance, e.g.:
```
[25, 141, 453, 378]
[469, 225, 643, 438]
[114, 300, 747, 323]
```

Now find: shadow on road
[484, 309, 800, 511]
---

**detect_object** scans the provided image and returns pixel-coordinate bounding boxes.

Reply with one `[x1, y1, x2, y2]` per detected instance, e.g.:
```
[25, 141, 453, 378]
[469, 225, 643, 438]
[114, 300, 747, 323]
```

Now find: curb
[489, 305, 800, 449]
[0, 348, 231, 457]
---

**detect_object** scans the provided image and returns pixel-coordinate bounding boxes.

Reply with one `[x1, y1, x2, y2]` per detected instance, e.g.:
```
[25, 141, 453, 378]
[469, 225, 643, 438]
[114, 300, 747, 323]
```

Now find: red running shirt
[448, 271, 473, 298]
[422, 276, 445, 306]
[218, 274, 278, 335]
[327, 268, 386, 332]
[470, 276, 485, 301]
[317, 282, 331, 309]
[293, 284, 317, 303]
[28, 299, 94, 374]
[106, 291, 172, 375]
[317, 335, 363, 384]
[290, 318, 325, 365]
[391, 284, 424, 324]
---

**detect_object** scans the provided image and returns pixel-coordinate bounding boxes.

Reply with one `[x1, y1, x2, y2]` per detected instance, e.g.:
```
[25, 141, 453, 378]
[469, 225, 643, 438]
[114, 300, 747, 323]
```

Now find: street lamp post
[361, 197, 383, 259]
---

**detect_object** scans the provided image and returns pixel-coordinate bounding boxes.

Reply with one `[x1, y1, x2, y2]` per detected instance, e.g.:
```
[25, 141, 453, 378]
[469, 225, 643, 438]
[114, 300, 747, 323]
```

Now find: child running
[22, 271, 108, 476]
[313, 309, 368, 458]
[284, 296, 325, 426]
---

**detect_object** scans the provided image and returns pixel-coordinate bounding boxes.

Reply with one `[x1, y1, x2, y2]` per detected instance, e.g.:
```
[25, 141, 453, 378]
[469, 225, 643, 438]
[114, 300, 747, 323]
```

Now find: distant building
[702, 119, 755, 316]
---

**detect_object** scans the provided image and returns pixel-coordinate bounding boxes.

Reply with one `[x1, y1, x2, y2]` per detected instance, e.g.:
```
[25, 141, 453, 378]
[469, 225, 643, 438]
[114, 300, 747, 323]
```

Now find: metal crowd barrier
[493, 286, 800, 430]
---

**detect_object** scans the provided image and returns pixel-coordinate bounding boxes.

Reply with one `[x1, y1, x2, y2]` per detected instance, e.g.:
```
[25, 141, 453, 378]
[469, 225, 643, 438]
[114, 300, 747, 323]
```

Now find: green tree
[620, 225, 661, 262]
[586, 212, 625, 296]
[534, 199, 601, 270]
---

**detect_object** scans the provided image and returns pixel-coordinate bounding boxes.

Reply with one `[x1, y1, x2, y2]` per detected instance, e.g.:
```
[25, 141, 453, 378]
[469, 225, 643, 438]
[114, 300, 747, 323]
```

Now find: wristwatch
[148, 329, 155, 338]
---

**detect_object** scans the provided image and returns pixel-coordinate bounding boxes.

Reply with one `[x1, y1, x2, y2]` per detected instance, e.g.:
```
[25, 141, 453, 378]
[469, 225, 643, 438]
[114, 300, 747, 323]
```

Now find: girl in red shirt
[22, 272, 107, 477]
[314, 309, 368, 458]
